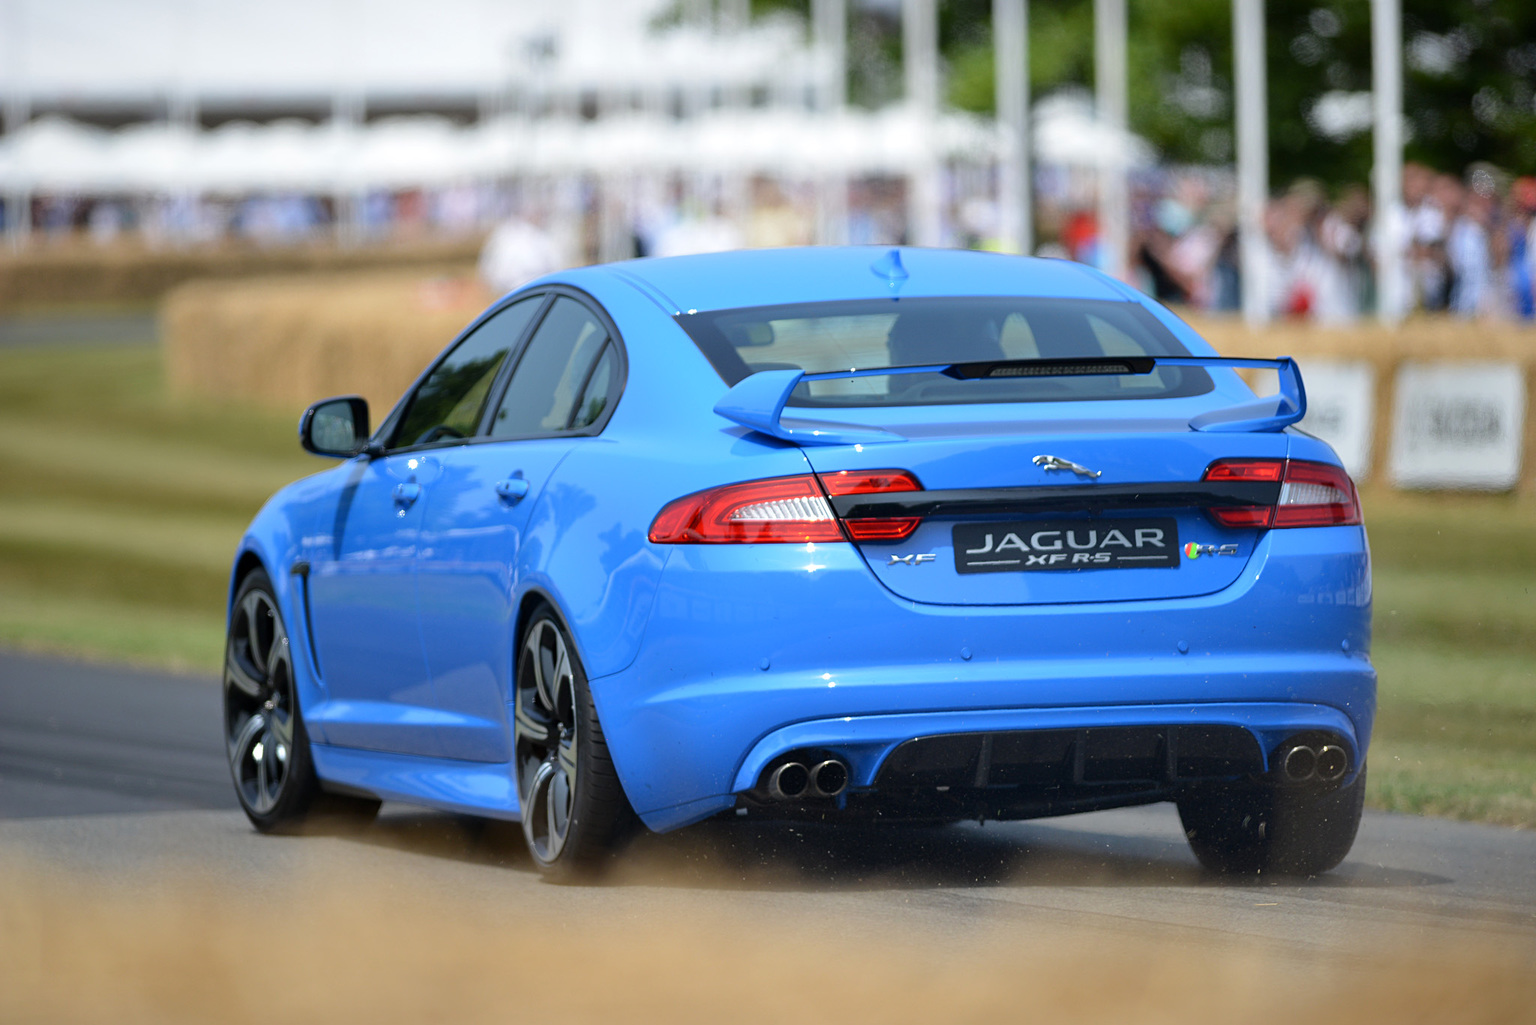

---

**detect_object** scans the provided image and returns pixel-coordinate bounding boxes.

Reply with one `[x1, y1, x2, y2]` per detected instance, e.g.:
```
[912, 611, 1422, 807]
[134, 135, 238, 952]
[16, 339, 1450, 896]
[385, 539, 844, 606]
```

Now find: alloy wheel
[224, 587, 297, 815]
[514, 618, 579, 866]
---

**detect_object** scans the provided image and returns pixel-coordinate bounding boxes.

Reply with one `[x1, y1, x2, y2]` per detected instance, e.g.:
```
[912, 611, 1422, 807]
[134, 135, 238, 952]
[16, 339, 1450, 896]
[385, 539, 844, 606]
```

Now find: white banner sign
[1297, 360, 1376, 480]
[1389, 362, 1527, 490]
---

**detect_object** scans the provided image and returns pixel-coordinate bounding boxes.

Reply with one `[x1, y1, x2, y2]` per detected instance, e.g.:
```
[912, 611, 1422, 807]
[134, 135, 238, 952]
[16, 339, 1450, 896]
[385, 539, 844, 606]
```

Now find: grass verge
[0, 342, 1531, 826]
[0, 341, 323, 671]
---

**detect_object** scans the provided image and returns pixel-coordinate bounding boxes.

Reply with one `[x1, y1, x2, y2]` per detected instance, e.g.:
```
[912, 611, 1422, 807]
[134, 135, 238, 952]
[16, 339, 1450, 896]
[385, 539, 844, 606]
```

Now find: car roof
[595, 246, 1130, 314]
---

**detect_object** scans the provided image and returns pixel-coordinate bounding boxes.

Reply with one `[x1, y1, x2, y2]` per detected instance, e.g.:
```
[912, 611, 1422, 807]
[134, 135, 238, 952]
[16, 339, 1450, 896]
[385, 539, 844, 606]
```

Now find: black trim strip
[941, 356, 1157, 380]
[829, 480, 1280, 519]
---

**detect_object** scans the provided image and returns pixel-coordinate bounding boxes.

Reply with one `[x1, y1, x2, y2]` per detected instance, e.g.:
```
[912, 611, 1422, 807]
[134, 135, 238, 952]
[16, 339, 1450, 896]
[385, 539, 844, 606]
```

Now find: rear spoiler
[713, 356, 1305, 446]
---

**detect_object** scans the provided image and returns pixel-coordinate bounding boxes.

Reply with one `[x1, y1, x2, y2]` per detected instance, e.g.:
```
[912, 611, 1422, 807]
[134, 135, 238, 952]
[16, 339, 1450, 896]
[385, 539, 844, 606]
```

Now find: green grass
[0, 343, 1532, 827]
[1361, 487, 1536, 827]
[0, 343, 325, 671]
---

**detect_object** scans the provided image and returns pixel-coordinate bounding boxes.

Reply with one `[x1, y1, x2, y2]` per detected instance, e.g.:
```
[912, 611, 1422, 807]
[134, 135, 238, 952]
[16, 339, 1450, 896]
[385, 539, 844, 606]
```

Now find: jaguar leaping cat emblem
[1032, 454, 1102, 479]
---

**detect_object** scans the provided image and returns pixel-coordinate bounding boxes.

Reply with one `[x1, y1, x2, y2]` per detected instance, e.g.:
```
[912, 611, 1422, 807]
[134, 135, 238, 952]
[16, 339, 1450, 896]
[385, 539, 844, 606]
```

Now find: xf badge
[888, 553, 937, 566]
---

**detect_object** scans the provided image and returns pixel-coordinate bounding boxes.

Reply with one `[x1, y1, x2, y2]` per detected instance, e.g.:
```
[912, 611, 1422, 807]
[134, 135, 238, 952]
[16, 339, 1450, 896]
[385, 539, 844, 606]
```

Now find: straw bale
[162, 270, 492, 420]
[0, 236, 480, 312]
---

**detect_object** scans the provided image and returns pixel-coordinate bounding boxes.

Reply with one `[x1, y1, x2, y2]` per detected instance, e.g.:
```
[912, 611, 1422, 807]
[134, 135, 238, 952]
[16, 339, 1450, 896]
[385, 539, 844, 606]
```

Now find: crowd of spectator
[7, 160, 1536, 327]
[1121, 162, 1536, 324]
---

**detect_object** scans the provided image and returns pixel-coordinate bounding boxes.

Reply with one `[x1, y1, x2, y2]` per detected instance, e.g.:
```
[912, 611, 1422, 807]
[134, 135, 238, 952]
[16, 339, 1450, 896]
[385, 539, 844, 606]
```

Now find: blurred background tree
[754, 0, 1536, 185]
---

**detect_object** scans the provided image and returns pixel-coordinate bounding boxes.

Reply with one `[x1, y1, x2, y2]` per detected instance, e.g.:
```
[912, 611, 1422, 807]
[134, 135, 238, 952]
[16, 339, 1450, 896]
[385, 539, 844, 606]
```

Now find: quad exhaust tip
[809, 759, 849, 798]
[1315, 744, 1348, 781]
[767, 762, 810, 800]
[766, 758, 849, 800]
[1280, 742, 1348, 783]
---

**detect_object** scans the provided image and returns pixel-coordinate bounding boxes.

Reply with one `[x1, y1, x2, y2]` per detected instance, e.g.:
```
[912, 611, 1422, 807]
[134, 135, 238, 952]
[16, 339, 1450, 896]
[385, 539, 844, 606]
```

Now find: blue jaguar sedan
[224, 246, 1373, 878]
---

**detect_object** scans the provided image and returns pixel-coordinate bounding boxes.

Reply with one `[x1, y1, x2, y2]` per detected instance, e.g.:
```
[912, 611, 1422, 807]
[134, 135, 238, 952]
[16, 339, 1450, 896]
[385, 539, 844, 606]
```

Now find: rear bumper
[589, 526, 1374, 832]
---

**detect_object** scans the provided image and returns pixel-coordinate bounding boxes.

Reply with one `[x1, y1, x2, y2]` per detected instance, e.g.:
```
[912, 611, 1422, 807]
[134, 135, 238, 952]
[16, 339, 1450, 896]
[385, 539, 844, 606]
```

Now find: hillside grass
[0, 342, 327, 670]
[0, 342, 1532, 826]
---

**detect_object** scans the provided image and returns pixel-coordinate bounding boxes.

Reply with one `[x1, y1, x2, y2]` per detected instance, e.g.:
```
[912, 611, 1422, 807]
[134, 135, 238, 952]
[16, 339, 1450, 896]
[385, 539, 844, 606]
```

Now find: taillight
[648, 469, 925, 544]
[1203, 458, 1360, 529]
[648, 475, 844, 544]
[1273, 460, 1361, 527]
[818, 469, 923, 541]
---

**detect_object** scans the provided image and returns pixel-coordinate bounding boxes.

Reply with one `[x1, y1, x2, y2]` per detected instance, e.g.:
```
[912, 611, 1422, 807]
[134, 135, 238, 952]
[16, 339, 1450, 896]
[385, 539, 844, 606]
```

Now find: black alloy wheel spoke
[516, 618, 580, 865]
[225, 585, 295, 818]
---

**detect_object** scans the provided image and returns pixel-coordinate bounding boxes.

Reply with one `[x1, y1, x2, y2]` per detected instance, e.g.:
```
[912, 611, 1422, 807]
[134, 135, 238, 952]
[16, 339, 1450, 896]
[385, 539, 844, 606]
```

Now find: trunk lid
[804, 419, 1287, 606]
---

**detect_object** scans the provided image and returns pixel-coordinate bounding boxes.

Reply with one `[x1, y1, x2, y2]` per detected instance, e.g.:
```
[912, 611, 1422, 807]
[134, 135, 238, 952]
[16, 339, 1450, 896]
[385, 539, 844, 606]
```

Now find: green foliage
[767, 0, 1536, 184]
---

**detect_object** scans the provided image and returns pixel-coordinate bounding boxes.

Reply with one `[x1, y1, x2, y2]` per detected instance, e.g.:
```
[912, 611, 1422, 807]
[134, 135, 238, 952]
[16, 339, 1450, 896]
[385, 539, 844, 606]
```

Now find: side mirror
[299, 396, 372, 458]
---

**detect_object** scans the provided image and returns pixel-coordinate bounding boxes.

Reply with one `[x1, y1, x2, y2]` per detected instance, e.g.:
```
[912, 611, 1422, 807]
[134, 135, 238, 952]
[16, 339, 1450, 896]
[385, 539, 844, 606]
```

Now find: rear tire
[513, 604, 635, 879]
[1177, 765, 1366, 877]
[224, 568, 380, 834]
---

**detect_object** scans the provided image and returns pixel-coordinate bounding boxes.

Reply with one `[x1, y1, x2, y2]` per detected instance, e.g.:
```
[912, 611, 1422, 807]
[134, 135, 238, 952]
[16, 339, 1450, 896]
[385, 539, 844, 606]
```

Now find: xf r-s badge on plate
[952, 519, 1180, 574]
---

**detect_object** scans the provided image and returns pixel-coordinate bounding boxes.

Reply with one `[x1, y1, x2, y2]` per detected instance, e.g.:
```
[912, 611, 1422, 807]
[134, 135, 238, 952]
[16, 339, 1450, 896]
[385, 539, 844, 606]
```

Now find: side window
[392, 296, 542, 449]
[571, 344, 615, 429]
[490, 297, 612, 438]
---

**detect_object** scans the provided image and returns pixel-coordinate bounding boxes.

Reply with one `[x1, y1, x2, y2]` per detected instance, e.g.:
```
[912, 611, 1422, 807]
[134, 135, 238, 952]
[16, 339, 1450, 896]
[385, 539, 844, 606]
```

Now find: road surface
[3, 649, 1534, 955]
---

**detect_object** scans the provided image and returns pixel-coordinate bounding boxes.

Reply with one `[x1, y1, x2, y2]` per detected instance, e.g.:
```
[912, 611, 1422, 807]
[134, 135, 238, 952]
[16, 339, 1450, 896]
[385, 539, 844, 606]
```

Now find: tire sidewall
[518, 606, 630, 878]
[1178, 764, 1367, 877]
[226, 569, 323, 833]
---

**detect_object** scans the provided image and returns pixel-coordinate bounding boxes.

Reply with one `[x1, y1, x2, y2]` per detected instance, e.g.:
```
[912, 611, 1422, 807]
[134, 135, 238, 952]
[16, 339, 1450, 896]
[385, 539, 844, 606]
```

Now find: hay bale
[0, 237, 481, 312]
[162, 270, 493, 420]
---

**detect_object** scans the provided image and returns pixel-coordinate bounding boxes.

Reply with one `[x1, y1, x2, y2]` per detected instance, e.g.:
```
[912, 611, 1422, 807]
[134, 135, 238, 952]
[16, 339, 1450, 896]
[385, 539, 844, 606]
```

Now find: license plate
[952, 518, 1180, 574]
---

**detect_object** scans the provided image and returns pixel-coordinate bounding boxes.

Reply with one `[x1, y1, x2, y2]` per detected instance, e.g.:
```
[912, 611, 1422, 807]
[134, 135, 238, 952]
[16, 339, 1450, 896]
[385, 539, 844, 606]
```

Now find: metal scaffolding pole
[1372, 0, 1405, 326]
[903, 0, 942, 247]
[993, 0, 1030, 256]
[4, 1, 30, 251]
[814, 0, 849, 245]
[1234, 0, 1270, 326]
[1094, 0, 1127, 279]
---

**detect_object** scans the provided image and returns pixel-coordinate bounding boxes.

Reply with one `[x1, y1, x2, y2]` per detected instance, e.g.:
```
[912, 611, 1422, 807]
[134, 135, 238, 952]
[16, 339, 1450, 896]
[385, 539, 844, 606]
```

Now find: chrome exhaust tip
[767, 762, 810, 800]
[808, 759, 849, 798]
[1282, 744, 1318, 782]
[1315, 744, 1348, 782]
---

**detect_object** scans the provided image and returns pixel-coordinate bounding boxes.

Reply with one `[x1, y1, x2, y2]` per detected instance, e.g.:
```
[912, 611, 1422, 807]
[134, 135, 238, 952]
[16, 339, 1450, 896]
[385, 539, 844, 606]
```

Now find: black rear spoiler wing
[712, 355, 1306, 447]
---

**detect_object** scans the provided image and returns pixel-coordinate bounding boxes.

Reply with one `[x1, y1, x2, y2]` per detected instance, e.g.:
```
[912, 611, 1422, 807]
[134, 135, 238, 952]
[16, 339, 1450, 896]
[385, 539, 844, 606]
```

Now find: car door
[304, 295, 541, 757]
[416, 294, 623, 762]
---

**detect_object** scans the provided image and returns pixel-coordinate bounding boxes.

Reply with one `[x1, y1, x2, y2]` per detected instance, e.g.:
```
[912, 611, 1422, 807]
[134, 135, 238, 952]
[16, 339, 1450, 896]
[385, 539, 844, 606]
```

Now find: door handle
[392, 482, 421, 508]
[495, 477, 530, 503]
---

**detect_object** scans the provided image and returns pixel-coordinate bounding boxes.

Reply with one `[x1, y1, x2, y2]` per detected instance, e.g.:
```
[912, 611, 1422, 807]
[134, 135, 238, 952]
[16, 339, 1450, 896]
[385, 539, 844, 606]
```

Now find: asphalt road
[3, 649, 1535, 955]
[0, 311, 158, 348]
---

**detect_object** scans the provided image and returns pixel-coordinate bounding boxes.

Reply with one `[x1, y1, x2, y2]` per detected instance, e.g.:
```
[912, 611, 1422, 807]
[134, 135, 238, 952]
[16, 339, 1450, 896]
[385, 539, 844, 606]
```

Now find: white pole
[1094, 0, 1127, 279]
[4, 0, 31, 251]
[903, 0, 942, 247]
[814, 0, 848, 245]
[1234, 0, 1270, 326]
[993, 0, 1030, 255]
[1371, 0, 1405, 326]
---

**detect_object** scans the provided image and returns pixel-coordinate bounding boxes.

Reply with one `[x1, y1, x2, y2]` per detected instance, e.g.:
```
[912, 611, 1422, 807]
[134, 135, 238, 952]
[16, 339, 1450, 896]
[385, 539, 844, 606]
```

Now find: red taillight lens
[818, 469, 923, 542]
[1204, 458, 1286, 483]
[1202, 458, 1360, 529]
[1204, 458, 1285, 527]
[648, 474, 844, 544]
[819, 470, 923, 497]
[1274, 460, 1361, 527]
[648, 469, 927, 544]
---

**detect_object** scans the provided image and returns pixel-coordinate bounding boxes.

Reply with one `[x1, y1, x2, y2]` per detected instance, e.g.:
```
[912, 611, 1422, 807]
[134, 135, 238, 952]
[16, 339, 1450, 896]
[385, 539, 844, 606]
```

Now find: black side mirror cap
[299, 396, 371, 458]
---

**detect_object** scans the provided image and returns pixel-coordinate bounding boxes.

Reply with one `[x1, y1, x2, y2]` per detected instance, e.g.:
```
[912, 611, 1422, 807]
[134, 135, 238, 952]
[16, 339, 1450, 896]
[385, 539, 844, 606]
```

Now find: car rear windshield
[676, 296, 1212, 408]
